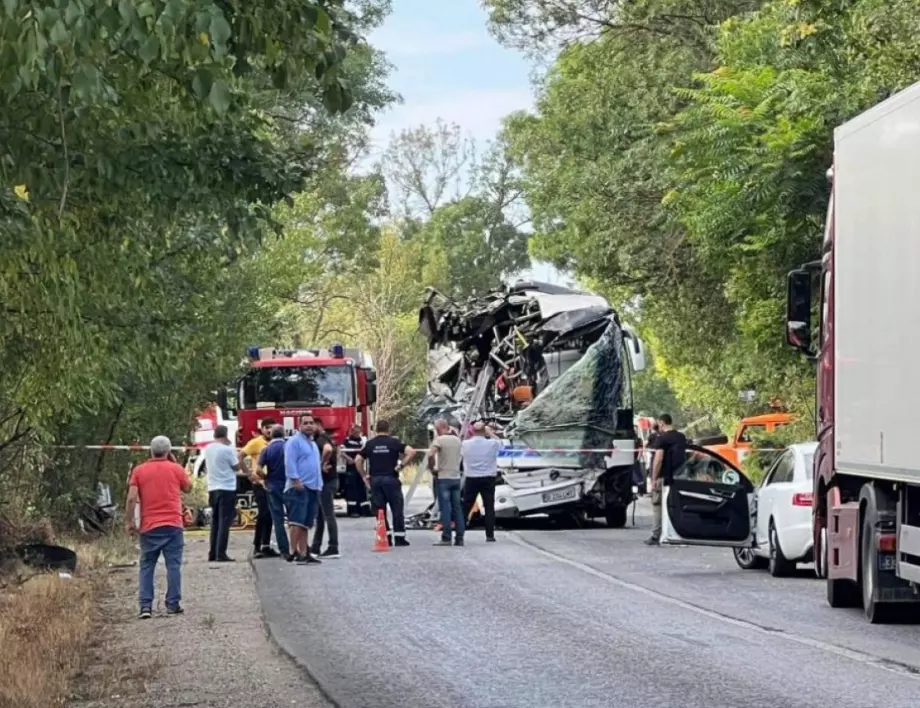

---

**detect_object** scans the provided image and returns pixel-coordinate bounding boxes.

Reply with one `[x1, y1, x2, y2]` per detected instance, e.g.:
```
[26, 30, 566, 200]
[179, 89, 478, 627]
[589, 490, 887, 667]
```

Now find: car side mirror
[786, 269, 815, 357]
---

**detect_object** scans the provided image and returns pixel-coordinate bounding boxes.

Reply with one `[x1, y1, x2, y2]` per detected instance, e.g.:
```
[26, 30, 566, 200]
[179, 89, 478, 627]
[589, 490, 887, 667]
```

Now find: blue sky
[367, 0, 533, 155]
[368, 0, 570, 285]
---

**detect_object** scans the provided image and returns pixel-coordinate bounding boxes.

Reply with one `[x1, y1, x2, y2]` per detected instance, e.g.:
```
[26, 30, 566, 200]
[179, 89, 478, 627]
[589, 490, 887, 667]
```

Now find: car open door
[662, 445, 754, 547]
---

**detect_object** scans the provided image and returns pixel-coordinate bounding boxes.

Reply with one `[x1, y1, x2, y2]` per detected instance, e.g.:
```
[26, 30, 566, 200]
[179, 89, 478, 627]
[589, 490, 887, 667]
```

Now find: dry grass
[0, 532, 137, 708]
[0, 572, 98, 708]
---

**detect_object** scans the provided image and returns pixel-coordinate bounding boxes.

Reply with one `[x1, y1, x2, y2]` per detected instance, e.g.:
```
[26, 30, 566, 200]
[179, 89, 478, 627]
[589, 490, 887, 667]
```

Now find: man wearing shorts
[284, 414, 323, 564]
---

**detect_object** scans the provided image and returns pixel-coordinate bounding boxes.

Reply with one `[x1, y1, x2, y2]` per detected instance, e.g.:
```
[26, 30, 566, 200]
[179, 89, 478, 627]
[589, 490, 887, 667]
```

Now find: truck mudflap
[827, 501, 860, 581]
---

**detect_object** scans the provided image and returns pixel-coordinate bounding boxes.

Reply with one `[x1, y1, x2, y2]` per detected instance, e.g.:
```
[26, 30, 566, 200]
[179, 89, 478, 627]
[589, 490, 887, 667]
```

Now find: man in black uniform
[340, 425, 371, 517]
[355, 419, 416, 547]
[645, 414, 687, 546]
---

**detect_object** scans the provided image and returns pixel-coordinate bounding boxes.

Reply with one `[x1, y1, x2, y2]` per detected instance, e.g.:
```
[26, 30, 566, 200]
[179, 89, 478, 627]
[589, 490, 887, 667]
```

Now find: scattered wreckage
[414, 281, 647, 527]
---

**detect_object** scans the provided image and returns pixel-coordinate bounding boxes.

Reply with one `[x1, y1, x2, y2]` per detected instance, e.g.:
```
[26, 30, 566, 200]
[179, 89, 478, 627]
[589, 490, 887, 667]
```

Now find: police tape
[51, 444, 788, 455]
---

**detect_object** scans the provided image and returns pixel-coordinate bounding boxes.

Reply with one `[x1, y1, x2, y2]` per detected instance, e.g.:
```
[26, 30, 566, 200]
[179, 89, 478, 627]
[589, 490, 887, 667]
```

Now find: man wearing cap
[125, 436, 192, 619]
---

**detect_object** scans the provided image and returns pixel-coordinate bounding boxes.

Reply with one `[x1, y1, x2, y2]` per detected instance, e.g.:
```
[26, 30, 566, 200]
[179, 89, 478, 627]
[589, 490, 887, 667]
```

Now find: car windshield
[241, 365, 354, 408]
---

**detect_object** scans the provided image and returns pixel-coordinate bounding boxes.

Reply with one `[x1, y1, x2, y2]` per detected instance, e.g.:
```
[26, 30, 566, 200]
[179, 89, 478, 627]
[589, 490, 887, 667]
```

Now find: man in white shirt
[460, 421, 502, 542]
[203, 425, 243, 562]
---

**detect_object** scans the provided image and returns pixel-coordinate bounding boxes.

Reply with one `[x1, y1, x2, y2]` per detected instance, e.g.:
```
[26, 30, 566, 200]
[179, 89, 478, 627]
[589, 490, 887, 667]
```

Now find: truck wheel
[768, 522, 795, 577]
[604, 505, 627, 529]
[733, 547, 768, 570]
[861, 507, 897, 623]
[814, 526, 828, 580]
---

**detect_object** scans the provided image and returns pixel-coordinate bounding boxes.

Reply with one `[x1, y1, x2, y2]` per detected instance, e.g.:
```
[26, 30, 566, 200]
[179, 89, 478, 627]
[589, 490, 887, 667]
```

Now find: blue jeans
[266, 485, 290, 555]
[437, 478, 464, 541]
[139, 526, 184, 611]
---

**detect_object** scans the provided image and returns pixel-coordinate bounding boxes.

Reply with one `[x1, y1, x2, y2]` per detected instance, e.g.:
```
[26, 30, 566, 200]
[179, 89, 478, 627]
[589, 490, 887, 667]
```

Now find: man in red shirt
[125, 435, 192, 619]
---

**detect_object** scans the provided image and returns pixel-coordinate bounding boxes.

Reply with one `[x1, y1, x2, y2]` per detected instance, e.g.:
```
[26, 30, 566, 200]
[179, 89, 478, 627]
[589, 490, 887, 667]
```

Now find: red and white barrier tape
[51, 444, 787, 455]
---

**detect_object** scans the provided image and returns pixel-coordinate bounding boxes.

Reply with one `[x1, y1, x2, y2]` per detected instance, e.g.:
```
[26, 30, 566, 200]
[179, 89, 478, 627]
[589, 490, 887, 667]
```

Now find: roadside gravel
[70, 533, 330, 708]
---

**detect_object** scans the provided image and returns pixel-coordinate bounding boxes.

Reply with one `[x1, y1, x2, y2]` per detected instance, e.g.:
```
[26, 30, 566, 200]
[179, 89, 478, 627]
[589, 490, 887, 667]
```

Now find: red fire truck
[192, 344, 377, 477]
[227, 344, 377, 448]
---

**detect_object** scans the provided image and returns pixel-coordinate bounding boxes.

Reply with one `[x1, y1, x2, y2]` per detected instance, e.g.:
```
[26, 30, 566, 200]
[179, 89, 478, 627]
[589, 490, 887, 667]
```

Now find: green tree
[0, 0, 395, 531]
[381, 121, 531, 298]
[495, 0, 920, 431]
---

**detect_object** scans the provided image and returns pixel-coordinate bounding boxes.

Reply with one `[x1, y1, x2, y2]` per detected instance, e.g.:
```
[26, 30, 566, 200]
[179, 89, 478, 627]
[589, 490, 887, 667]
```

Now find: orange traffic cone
[372, 509, 390, 553]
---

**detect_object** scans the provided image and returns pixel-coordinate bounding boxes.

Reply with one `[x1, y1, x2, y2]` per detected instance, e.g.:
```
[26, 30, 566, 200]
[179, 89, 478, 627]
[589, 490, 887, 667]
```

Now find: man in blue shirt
[284, 414, 323, 564]
[258, 424, 291, 561]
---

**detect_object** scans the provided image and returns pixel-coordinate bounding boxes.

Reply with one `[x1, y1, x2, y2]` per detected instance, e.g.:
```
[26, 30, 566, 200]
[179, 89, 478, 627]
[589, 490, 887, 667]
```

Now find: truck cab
[703, 413, 795, 469]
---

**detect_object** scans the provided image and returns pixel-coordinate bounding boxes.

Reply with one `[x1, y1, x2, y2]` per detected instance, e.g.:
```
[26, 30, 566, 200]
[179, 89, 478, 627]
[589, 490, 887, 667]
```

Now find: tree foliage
[0, 0, 394, 531]
[495, 0, 920, 431]
[380, 120, 531, 299]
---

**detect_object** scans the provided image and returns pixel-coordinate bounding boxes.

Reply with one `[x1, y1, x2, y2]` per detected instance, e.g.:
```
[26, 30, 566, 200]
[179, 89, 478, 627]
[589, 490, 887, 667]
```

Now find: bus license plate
[878, 553, 896, 572]
[542, 487, 577, 504]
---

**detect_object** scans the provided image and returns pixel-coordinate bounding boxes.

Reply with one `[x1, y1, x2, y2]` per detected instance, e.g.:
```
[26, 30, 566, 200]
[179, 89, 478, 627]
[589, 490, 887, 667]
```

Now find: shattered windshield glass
[505, 321, 624, 469]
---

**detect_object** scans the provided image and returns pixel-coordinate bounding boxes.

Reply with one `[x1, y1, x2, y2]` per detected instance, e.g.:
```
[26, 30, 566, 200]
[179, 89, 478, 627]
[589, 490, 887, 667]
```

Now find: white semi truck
[784, 80, 920, 621]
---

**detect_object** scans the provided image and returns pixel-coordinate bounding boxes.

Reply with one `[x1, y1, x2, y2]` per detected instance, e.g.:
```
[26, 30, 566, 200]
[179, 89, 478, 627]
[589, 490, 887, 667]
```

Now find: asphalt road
[254, 495, 920, 708]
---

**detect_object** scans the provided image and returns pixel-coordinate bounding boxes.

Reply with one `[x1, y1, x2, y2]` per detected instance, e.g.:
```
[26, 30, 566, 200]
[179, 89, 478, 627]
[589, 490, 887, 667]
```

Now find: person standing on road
[204, 425, 244, 563]
[341, 425, 370, 517]
[461, 422, 502, 542]
[284, 414, 323, 564]
[239, 417, 277, 558]
[310, 416, 340, 559]
[258, 424, 292, 561]
[429, 419, 464, 547]
[645, 414, 687, 546]
[125, 436, 191, 619]
[355, 419, 416, 547]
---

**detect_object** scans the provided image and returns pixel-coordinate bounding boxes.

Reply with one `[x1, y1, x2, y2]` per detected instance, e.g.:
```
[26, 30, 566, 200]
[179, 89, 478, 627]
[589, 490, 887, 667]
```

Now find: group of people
[121, 413, 505, 618]
[426, 419, 503, 546]
[206, 413, 349, 564]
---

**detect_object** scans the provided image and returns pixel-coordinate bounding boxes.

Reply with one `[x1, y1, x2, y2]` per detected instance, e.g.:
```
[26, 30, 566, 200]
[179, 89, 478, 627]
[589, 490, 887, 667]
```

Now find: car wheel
[733, 546, 768, 570]
[768, 521, 795, 577]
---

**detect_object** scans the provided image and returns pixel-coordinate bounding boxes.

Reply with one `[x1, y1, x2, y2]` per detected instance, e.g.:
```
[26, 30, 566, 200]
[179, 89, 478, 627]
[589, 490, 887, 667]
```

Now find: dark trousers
[370, 476, 405, 536]
[208, 490, 236, 560]
[266, 485, 291, 556]
[344, 469, 371, 516]
[463, 476, 496, 539]
[252, 485, 272, 551]
[311, 476, 339, 553]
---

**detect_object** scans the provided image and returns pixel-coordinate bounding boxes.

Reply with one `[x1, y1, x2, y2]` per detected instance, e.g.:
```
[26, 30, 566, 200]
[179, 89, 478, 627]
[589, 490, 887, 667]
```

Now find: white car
[657, 443, 815, 578]
[731, 442, 816, 576]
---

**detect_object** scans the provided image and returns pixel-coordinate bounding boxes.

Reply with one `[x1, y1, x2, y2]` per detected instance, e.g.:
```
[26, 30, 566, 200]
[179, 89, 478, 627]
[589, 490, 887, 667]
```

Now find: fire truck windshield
[241, 365, 354, 408]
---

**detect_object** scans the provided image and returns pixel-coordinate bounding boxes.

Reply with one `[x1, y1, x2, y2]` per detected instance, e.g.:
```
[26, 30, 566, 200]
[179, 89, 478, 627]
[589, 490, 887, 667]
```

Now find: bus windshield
[241, 365, 354, 408]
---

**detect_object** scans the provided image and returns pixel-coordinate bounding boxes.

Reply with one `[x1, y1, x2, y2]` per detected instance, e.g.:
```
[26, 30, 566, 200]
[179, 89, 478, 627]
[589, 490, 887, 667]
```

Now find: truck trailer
[785, 80, 920, 622]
